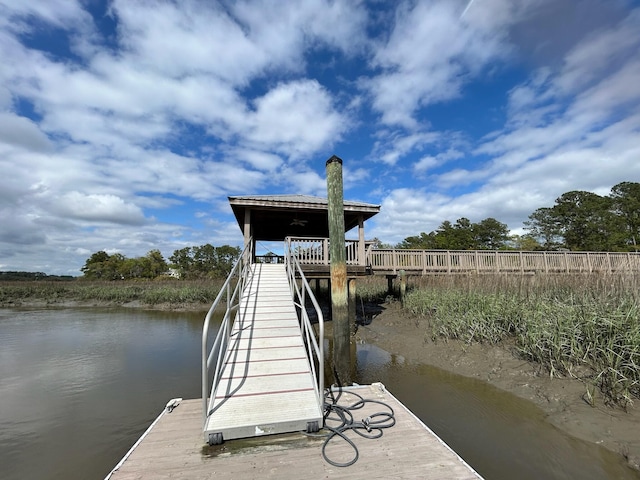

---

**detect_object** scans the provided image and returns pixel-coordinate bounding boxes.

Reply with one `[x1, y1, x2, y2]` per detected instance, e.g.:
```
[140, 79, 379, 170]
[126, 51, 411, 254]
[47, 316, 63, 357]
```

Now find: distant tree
[553, 191, 621, 251]
[525, 190, 628, 251]
[169, 244, 241, 278]
[397, 217, 510, 250]
[81, 251, 112, 279]
[510, 234, 542, 251]
[524, 207, 563, 250]
[0, 271, 73, 281]
[610, 181, 640, 251]
[143, 249, 168, 278]
[168, 247, 194, 278]
[472, 217, 510, 249]
[214, 245, 242, 276]
[397, 232, 436, 249]
[369, 237, 393, 249]
[81, 250, 167, 280]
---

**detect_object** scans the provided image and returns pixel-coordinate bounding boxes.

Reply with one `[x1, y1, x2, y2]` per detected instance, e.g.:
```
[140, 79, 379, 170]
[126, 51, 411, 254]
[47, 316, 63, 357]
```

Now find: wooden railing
[285, 237, 363, 266]
[368, 249, 640, 274]
[285, 237, 640, 274]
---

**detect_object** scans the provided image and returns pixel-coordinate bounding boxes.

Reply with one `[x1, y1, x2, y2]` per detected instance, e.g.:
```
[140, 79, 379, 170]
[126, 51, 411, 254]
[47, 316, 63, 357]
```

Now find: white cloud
[0, 1, 638, 273]
[372, 130, 441, 166]
[50, 192, 147, 225]
[0, 112, 52, 152]
[243, 80, 347, 158]
[414, 149, 464, 174]
[366, 0, 521, 127]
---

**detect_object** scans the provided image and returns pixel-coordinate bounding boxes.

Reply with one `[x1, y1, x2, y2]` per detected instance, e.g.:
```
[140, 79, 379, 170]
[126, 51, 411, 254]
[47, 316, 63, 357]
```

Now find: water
[355, 344, 640, 480]
[0, 308, 204, 480]
[1, 308, 638, 479]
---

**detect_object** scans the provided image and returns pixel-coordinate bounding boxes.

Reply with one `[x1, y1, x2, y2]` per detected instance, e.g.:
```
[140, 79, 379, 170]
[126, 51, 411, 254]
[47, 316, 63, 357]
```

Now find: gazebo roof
[228, 194, 380, 241]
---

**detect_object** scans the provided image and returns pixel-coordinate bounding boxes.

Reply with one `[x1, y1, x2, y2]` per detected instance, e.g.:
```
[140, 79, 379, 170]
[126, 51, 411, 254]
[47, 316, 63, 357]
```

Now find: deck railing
[284, 236, 640, 274]
[368, 249, 640, 274]
[285, 236, 367, 266]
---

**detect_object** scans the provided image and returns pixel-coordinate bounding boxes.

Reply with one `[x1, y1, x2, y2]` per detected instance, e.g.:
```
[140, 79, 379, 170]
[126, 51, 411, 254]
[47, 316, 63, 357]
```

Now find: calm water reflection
[0, 308, 205, 480]
[355, 343, 640, 480]
[2, 309, 638, 479]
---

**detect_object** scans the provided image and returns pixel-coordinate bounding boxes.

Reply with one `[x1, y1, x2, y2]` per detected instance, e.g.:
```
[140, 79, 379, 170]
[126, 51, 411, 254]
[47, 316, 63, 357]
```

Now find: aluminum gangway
[202, 243, 324, 445]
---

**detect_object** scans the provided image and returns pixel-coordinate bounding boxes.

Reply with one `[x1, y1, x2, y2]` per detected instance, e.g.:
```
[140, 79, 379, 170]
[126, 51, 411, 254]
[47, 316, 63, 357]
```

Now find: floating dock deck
[107, 384, 482, 479]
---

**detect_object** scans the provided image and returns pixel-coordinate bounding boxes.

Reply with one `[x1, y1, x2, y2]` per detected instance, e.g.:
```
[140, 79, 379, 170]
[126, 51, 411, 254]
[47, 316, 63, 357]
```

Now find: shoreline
[355, 300, 640, 472]
[3, 297, 639, 471]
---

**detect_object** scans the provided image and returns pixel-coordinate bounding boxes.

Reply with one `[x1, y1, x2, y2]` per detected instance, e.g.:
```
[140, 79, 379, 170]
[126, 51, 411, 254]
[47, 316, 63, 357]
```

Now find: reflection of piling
[326, 155, 351, 385]
[348, 278, 356, 334]
[399, 270, 406, 306]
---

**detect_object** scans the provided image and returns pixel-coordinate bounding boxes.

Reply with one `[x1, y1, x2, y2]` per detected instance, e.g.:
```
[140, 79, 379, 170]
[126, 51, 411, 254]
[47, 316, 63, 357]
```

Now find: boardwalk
[107, 384, 482, 479]
[203, 263, 323, 443]
[286, 237, 640, 275]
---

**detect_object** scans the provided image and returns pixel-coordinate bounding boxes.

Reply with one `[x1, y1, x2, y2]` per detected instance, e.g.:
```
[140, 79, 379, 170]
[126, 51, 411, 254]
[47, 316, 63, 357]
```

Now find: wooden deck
[203, 263, 323, 443]
[107, 384, 482, 479]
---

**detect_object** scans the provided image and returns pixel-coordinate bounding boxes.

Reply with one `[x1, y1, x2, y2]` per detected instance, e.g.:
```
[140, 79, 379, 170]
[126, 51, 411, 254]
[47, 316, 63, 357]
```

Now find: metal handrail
[284, 238, 325, 409]
[201, 240, 253, 426]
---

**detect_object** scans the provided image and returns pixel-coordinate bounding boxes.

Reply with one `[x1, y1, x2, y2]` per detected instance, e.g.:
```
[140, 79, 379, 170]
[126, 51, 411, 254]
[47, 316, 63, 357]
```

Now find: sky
[1, 0, 640, 275]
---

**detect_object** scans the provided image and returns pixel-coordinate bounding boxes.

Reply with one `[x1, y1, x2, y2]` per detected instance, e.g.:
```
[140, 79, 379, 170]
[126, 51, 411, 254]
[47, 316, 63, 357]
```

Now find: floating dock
[107, 384, 482, 479]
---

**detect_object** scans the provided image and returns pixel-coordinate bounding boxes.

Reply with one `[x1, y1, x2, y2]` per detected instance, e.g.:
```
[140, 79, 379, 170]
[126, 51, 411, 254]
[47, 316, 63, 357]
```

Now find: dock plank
[107, 384, 482, 480]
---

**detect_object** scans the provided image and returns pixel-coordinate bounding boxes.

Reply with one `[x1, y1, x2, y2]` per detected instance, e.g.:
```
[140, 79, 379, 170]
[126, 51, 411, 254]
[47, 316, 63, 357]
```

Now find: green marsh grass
[0, 278, 224, 307]
[402, 274, 640, 409]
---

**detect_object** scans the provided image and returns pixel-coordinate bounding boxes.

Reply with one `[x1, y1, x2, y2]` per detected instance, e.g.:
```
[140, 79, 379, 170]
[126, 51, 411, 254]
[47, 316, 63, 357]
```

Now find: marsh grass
[402, 274, 640, 409]
[0, 279, 224, 307]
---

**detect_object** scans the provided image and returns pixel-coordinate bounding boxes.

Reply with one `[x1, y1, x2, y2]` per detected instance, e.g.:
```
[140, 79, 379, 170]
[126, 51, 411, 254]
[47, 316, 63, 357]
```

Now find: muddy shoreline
[354, 300, 640, 472]
[5, 298, 639, 470]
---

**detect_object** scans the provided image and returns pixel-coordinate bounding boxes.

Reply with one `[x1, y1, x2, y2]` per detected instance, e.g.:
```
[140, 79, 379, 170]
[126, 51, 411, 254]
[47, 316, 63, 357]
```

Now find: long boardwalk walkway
[203, 263, 323, 442]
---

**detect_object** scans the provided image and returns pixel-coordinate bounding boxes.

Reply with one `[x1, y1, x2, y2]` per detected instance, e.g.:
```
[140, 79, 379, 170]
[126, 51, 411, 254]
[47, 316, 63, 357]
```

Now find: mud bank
[354, 300, 640, 472]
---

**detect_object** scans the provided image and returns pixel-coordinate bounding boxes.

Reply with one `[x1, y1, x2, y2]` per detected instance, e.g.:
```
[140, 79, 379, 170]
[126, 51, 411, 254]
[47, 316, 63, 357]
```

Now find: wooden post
[358, 216, 365, 267]
[399, 269, 406, 306]
[326, 155, 351, 385]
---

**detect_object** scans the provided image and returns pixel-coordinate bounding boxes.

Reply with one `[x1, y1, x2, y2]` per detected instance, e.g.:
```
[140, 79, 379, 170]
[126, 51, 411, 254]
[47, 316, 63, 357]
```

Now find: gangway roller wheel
[306, 421, 320, 433]
[208, 432, 223, 446]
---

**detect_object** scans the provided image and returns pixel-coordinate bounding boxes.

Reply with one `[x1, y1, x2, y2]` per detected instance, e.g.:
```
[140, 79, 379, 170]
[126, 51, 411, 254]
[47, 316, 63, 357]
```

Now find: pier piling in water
[326, 155, 351, 385]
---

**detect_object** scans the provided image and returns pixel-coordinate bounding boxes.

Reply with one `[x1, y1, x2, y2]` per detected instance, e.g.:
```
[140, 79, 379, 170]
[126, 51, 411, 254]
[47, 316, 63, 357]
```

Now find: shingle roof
[228, 194, 380, 210]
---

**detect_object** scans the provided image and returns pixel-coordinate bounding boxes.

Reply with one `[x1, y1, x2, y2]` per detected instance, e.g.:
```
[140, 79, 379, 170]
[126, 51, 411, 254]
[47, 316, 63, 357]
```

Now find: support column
[326, 155, 351, 385]
[358, 216, 365, 267]
[243, 208, 253, 262]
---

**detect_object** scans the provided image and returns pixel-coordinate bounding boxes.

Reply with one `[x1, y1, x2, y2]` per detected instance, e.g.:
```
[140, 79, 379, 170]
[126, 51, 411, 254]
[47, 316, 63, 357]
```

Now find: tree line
[398, 182, 640, 252]
[0, 271, 75, 281]
[81, 244, 241, 280]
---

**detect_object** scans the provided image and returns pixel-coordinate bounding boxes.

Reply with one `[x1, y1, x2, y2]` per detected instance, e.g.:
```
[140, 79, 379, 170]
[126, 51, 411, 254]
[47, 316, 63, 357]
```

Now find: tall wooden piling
[326, 155, 351, 385]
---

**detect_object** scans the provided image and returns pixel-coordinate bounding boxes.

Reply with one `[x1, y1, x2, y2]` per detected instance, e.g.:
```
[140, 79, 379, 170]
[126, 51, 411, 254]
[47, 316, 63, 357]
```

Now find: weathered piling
[326, 155, 351, 384]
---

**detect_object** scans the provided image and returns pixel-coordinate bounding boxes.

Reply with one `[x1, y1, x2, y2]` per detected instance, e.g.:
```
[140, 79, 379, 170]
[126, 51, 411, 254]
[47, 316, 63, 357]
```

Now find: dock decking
[107, 384, 482, 479]
[203, 263, 323, 443]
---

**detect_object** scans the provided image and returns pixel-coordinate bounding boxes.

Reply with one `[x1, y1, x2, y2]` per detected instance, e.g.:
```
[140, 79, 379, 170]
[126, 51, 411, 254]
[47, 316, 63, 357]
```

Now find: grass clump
[403, 274, 640, 409]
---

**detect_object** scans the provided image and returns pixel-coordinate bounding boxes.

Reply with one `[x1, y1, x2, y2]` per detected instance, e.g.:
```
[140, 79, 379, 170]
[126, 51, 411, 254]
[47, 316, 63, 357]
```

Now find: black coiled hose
[319, 385, 396, 467]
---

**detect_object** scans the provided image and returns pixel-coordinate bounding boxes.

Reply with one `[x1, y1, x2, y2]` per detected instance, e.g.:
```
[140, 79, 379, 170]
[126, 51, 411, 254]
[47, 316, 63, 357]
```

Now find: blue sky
[1, 0, 640, 275]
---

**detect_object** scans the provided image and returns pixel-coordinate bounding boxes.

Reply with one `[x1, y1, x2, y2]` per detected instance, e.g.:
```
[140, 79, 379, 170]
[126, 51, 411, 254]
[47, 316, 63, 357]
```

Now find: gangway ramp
[203, 263, 323, 444]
